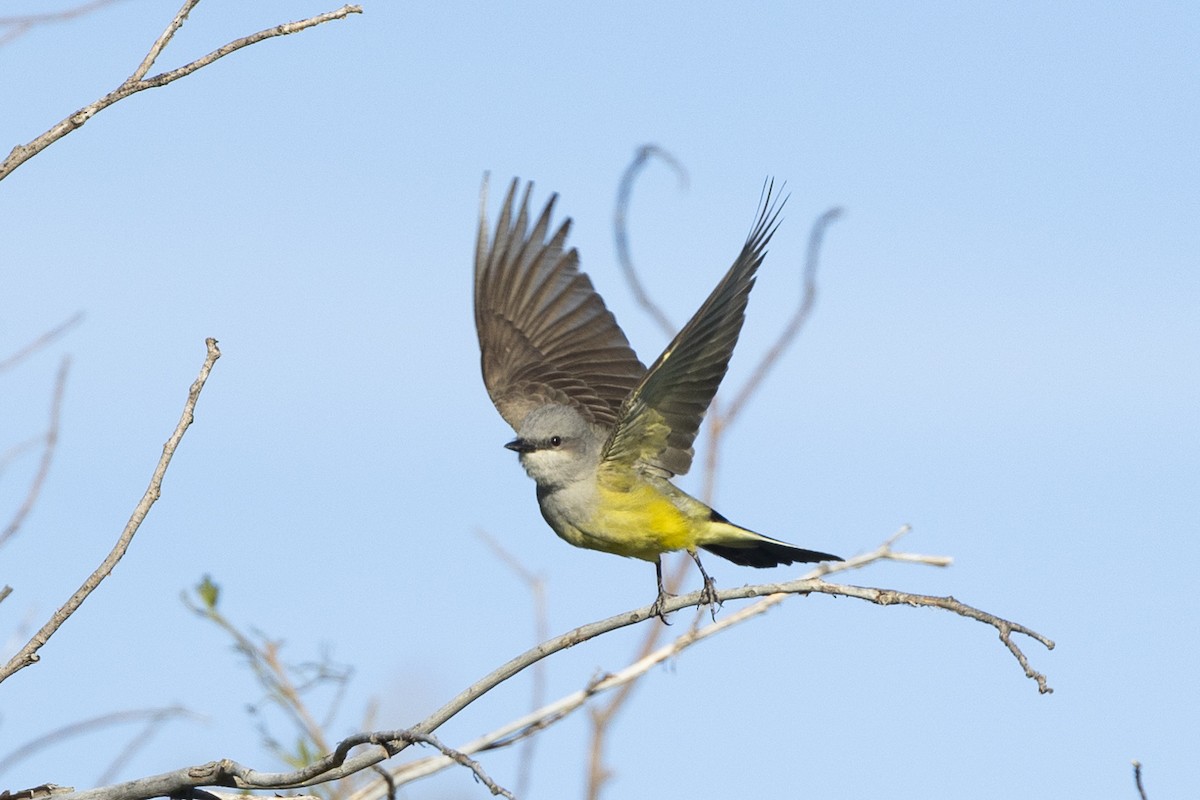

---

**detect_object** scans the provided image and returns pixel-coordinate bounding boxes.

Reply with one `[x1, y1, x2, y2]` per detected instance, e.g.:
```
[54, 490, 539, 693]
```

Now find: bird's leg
[650, 558, 674, 624]
[689, 550, 721, 620]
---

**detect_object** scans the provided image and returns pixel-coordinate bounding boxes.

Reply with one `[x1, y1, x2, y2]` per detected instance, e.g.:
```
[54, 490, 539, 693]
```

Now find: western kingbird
[475, 177, 841, 619]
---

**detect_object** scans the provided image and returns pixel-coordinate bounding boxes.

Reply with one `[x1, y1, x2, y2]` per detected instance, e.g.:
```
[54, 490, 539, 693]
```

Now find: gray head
[505, 404, 602, 488]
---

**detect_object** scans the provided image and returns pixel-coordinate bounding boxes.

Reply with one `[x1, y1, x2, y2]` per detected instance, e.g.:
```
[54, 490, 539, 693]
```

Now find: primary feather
[475, 177, 646, 431]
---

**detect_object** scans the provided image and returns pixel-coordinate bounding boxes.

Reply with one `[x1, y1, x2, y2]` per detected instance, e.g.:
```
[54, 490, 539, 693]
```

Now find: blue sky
[2, 2, 1198, 798]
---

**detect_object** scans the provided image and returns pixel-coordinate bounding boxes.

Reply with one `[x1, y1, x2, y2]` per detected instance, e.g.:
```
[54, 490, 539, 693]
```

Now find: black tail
[701, 540, 842, 568]
[703, 508, 842, 568]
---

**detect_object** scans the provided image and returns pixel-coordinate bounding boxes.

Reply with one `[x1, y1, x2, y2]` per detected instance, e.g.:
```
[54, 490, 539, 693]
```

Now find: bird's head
[506, 404, 601, 487]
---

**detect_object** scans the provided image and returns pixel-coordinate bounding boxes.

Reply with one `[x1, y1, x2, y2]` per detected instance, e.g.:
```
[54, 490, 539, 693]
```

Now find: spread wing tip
[474, 177, 647, 433]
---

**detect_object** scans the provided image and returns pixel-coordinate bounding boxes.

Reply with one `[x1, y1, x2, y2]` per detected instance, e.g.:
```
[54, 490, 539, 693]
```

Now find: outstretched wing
[601, 181, 785, 476]
[475, 177, 647, 432]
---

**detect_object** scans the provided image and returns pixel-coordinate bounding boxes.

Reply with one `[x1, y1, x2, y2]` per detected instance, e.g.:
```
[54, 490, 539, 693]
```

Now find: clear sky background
[2, 2, 1197, 798]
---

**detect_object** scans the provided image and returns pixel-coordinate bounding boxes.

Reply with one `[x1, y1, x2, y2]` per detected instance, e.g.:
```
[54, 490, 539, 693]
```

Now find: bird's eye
[549, 436, 562, 448]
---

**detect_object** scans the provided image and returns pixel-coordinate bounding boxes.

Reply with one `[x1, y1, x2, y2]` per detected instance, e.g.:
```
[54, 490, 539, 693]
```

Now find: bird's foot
[698, 575, 721, 621]
[650, 590, 676, 625]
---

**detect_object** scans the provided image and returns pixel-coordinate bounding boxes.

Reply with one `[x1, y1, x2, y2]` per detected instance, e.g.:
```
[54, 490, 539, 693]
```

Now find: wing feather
[475, 177, 647, 431]
[602, 181, 785, 476]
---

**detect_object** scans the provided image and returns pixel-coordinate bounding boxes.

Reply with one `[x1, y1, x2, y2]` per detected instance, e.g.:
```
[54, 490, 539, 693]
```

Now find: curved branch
[613, 144, 689, 338]
[0, 339, 221, 685]
[353, 529, 1044, 797]
[356, 565, 1052, 796]
[41, 527, 1050, 800]
[0, 2, 362, 182]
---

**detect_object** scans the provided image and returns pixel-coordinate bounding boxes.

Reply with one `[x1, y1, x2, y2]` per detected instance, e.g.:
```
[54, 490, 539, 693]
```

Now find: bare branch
[0, 338, 221, 685]
[395, 733, 514, 800]
[0, 3, 362, 182]
[349, 533, 1043, 799]
[0, 357, 69, 550]
[175, 793, 321, 800]
[613, 144, 688, 338]
[0, 436, 42, 474]
[1132, 760, 1148, 800]
[0, 0, 123, 47]
[46, 540, 1048, 800]
[0, 707, 199, 777]
[0, 312, 84, 374]
[130, 0, 200, 83]
[0, 785, 75, 800]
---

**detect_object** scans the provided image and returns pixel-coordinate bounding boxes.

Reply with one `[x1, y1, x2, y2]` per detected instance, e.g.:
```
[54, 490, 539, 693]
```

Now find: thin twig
[613, 144, 688, 338]
[1132, 760, 1148, 800]
[181, 590, 343, 762]
[0, 312, 84, 373]
[0, 339, 221, 685]
[0, 436, 43, 474]
[131, 0, 199, 83]
[0, 357, 69, 549]
[0, 707, 199, 777]
[398, 733, 514, 800]
[0, 0, 122, 47]
[176, 793, 321, 800]
[0, 3, 362, 182]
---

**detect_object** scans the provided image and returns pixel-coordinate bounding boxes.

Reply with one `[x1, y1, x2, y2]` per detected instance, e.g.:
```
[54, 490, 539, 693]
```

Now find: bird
[474, 176, 841, 620]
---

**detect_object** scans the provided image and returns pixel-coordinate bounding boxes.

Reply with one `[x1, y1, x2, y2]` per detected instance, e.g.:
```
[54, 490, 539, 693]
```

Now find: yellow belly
[573, 473, 696, 561]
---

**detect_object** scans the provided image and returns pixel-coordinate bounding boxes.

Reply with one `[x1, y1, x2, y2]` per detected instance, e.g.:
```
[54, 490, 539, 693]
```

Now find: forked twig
[0, 1, 361, 182]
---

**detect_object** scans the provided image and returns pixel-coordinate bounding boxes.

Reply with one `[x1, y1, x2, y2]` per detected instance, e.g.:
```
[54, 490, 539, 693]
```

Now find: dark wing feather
[475, 177, 647, 431]
[602, 181, 785, 476]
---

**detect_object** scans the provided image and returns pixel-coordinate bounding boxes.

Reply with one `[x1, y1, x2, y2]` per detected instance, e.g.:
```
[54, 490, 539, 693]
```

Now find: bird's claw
[651, 590, 676, 625]
[698, 576, 721, 621]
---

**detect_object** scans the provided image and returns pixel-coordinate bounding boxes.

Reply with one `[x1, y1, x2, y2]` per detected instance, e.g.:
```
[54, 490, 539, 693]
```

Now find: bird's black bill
[504, 438, 535, 453]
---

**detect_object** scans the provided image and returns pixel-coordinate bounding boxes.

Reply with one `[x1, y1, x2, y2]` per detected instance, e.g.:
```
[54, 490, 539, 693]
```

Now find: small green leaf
[197, 574, 220, 609]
